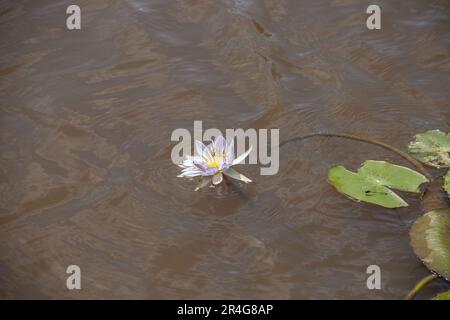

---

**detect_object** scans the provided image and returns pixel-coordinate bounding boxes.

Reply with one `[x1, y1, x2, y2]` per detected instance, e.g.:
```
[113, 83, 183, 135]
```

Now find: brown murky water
[1, 0, 449, 299]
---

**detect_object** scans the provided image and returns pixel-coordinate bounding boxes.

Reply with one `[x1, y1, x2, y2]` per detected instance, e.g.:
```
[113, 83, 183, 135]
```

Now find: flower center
[208, 159, 221, 168]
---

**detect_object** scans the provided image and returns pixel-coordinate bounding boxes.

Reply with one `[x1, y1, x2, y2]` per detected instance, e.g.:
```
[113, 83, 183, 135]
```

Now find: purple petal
[203, 167, 218, 176]
[226, 138, 235, 164]
[203, 142, 214, 161]
[220, 162, 230, 171]
[194, 162, 208, 172]
[194, 140, 207, 157]
[213, 135, 227, 155]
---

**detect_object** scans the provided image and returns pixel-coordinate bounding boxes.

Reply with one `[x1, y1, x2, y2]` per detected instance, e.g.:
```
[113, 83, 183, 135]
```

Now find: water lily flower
[177, 135, 252, 191]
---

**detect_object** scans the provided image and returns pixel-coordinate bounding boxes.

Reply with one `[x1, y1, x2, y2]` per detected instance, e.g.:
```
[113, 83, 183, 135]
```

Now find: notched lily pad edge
[327, 160, 428, 209]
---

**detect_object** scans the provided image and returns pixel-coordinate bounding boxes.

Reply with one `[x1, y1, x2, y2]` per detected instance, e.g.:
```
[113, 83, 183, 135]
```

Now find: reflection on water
[0, 0, 449, 299]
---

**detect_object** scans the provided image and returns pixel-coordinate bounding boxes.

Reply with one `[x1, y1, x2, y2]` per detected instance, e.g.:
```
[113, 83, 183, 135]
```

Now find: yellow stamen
[208, 159, 221, 168]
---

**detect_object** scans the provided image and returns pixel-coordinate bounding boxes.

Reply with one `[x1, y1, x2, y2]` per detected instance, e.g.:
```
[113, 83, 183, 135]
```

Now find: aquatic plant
[406, 130, 450, 299]
[410, 209, 450, 281]
[177, 135, 252, 191]
[323, 129, 450, 299]
[408, 129, 450, 169]
[433, 289, 450, 300]
[179, 129, 450, 299]
[328, 160, 428, 208]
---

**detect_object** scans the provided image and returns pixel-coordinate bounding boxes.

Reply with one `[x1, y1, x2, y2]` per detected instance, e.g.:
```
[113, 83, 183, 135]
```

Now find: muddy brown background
[0, 0, 449, 299]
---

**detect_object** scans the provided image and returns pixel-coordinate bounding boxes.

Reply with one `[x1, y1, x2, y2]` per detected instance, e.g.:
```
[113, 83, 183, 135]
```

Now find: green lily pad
[328, 160, 429, 208]
[408, 130, 450, 169]
[410, 208, 450, 281]
[433, 289, 450, 300]
[444, 170, 450, 197]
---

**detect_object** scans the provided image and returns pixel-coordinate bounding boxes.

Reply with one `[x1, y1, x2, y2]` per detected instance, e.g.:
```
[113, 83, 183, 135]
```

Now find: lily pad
[433, 289, 450, 300]
[328, 160, 429, 208]
[410, 208, 450, 281]
[408, 130, 450, 168]
[444, 170, 450, 197]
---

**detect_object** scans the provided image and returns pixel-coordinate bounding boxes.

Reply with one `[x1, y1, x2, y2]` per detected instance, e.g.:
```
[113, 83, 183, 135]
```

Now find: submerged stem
[279, 132, 432, 180]
[404, 274, 437, 300]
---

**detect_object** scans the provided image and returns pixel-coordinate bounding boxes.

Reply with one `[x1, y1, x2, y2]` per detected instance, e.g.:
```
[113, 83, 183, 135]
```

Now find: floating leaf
[410, 208, 450, 280]
[328, 160, 429, 208]
[444, 170, 450, 197]
[433, 289, 450, 300]
[408, 130, 450, 168]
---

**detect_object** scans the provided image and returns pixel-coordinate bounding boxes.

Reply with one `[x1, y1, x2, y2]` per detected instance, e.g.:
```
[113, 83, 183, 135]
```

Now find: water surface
[0, 0, 449, 299]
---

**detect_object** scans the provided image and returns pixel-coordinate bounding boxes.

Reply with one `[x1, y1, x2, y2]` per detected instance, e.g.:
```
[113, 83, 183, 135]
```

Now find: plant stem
[404, 274, 437, 300]
[279, 132, 432, 180]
